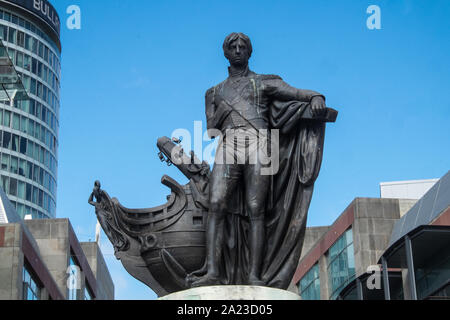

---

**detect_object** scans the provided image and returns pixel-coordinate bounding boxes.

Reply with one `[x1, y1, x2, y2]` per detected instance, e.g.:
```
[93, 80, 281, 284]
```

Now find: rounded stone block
[158, 286, 301, 300]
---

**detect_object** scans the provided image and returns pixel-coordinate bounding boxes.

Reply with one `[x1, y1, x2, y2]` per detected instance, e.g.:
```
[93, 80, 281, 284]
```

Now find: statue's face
[227, 38, 250, 67]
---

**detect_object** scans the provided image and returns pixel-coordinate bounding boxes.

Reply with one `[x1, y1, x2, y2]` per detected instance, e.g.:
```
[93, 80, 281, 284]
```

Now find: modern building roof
[0, 0, 61, 50]
[380, 178, 439, 200]
[387, 171, 450, 247]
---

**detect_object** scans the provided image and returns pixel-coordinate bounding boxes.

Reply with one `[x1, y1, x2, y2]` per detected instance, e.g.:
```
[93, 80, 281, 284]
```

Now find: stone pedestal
[158, 286, 301, 300]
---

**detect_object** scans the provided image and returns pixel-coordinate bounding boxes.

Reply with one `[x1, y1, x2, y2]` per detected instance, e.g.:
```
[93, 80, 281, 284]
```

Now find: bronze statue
[88, 180, 102, 207]
[189, 32, 329, 288]
[89, 32, 337, 296]
[88, 180, 129, 255]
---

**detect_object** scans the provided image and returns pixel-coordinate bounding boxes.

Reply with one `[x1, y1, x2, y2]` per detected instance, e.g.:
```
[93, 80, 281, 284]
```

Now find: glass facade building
[294, 177, 450, 300]
[0, 0, 60, 219]
[327, 228, 355, 299]
[416, 249, 450, 300]
[299, 263, 320, 300]
[22, 262, 42, 300]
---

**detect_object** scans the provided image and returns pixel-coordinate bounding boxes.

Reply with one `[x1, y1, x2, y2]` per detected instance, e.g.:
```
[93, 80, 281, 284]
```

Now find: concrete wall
[0, 224, 23, 300]
[399, 199, 417, 217]
[24, 219, 70, 298]
[0, 219, 111, 300]
[300, 226, 330, 261]
[318, 255, 330, 299]
[353, 198, 401, 278]
[80, 242, 114, 300]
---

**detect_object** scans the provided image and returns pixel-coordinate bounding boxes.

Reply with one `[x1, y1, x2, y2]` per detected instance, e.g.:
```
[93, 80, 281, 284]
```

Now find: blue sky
[50, 0, 449, 300]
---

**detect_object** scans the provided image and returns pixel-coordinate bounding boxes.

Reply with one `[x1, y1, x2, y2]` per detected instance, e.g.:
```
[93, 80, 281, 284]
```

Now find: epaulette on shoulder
[258, 74, 282, 81]
[205, 86, 215, 96]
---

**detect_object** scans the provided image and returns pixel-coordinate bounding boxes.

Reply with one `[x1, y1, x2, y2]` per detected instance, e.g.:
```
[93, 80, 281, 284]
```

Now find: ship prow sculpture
[89, 32, 338, 298]
[88, 137, 211, 296]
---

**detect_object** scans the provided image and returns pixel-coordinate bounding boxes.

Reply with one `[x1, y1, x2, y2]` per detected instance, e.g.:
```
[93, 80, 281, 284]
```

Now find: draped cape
[221, 100, 325, 289]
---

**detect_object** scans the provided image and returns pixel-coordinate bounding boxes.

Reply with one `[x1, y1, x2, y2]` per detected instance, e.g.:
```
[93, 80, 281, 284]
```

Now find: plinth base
[158, 286, 301, 300]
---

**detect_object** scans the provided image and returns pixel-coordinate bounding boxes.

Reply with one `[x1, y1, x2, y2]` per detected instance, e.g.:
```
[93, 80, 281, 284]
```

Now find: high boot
[248, 217, 266, 286]
[191, 212, 225, 287]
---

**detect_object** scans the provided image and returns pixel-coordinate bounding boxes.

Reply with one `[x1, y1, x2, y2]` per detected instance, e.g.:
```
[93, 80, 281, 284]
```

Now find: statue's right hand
[310, 96, 326, 117]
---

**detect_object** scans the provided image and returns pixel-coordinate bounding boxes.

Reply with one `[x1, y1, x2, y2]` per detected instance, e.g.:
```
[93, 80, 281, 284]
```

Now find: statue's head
[223, 32, 252, 67]
[94, 180, 101, 189]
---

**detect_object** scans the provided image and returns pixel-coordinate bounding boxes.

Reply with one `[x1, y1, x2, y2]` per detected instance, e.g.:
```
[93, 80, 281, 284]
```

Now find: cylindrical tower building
[0, 0, 60, 219]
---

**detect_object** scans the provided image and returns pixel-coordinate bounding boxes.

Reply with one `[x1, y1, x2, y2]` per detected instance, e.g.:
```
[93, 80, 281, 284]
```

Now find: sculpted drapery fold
[209, 93, 326, 288]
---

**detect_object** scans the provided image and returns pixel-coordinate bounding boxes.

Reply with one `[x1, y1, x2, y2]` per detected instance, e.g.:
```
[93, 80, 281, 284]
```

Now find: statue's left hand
[310, 96, 326, 116]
